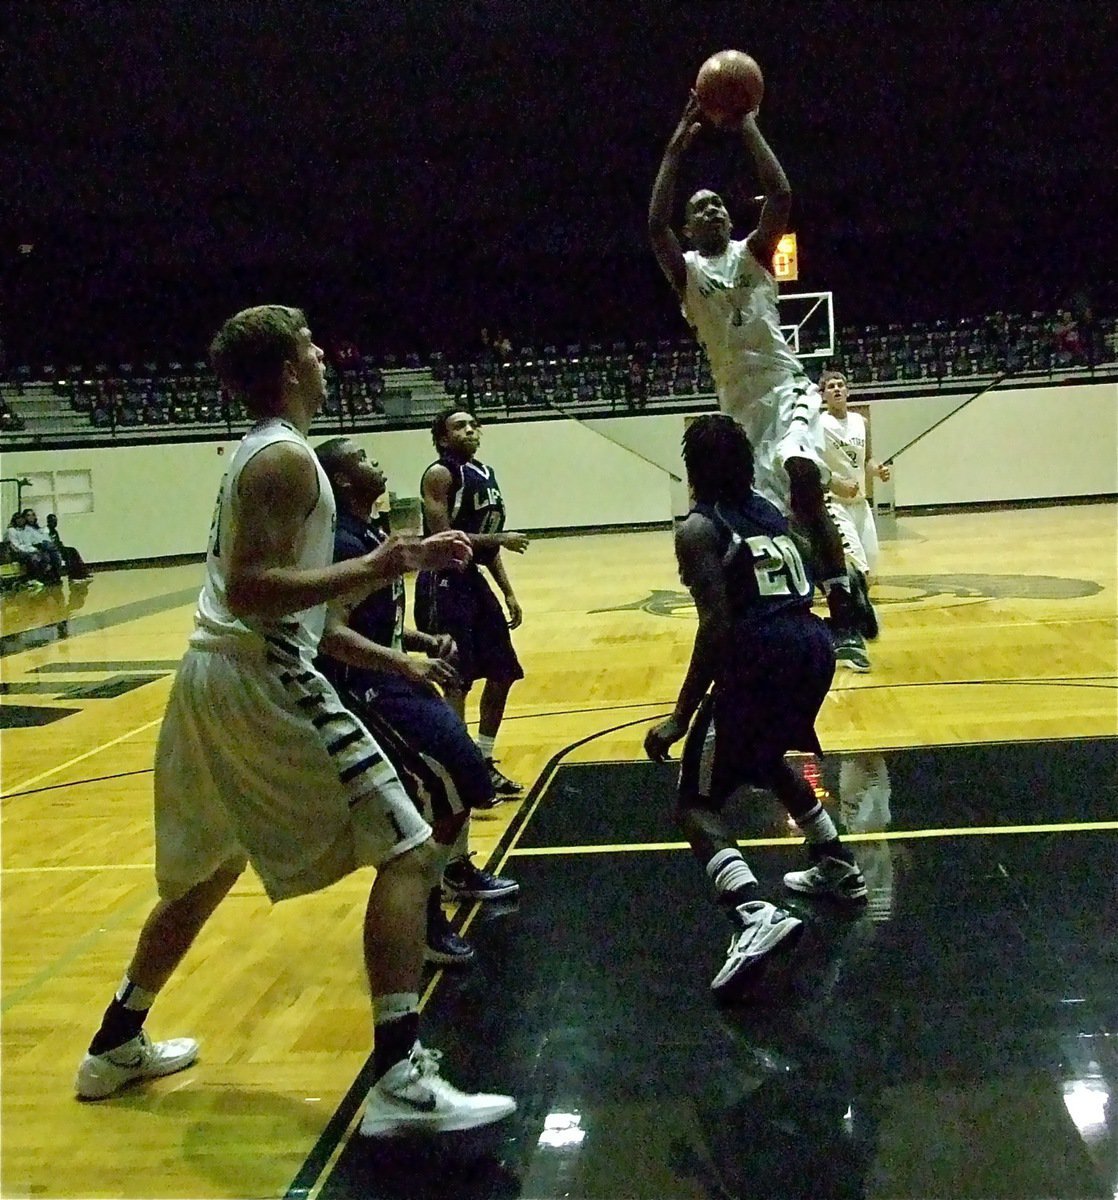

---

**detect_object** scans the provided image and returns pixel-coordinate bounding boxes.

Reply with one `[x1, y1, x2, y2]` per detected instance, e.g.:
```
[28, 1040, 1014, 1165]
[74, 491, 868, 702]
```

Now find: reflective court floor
[307, 739, 1118, 1200]
[1, 506, 1116, 1200]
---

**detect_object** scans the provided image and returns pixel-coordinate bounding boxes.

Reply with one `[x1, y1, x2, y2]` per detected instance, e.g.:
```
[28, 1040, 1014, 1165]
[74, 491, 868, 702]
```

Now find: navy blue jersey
[317, 511, 404, 695]
[420, 457, 506, 538]
[690, 492, 815, 624]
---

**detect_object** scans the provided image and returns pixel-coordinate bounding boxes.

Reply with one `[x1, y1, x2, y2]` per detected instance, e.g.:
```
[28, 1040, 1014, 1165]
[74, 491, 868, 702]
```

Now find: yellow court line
[507, 819, 1118, 857]
[0, 717, 162, 798]
[2, 863, 153, 875]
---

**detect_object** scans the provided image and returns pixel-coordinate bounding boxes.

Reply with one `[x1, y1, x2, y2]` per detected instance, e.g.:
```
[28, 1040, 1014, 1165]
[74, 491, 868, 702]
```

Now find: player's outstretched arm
[645, 514, 730, 761]
[649, 94, 704, 296]
[740, 113, 792, 268]
[421, 463, 528, 554]
[224, 443, 416, 620]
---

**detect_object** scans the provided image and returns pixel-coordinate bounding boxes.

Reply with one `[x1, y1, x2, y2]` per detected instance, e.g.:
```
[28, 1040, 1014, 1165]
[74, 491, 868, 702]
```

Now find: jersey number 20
[747, 533, 811, 597]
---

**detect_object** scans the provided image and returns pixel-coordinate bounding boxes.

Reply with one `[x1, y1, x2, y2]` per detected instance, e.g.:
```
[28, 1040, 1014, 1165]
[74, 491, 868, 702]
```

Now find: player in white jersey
[649, 94, 876, 671]
[819, 370, 890, 585]
[75, 305, 516, 1138]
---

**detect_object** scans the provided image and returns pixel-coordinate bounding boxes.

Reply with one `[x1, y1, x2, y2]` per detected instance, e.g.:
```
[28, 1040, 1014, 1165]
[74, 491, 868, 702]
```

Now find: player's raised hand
[668, 93, 704, 153]
[499, 531, 530, 554]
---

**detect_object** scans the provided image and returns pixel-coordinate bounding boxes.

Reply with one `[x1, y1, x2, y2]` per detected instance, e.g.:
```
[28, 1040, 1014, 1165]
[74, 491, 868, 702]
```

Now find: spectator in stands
[46, 512, 92, 581]
[5, 511, 62, 586]
[627, 358, 648, 410]
[0, 398, 25, 432]
[22, 509, 68, 580]
[493, 331, 513, 361]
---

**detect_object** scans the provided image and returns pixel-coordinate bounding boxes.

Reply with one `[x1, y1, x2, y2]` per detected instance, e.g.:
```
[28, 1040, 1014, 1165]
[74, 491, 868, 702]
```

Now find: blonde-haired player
[819, 370, 890, 612]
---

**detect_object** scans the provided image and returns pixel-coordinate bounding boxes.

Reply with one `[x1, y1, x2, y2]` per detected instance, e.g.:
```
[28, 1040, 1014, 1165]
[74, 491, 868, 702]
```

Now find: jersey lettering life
[682, 238, 806, 416]
[192, 418, 336, 660]
[691, 492, 814, 625]
[421, 458, 506, 539]
[821, 410, 868, 500]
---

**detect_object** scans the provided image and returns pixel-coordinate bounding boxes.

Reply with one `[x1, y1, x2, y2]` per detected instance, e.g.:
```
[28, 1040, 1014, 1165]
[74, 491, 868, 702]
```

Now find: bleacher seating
[1, 309, 1114, 445]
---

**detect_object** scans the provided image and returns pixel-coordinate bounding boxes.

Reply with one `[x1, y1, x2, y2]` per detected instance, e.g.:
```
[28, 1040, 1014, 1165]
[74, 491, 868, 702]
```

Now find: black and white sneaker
[784, 854, 868, 903]
[833, 630, 871, 673]
[848, 567, 879, 640]
[443, 854, 520, 901]
[75, 1031, 199, 1100]
[709, 901, 804, 997]
[360, 1043, 516, 1137]
[425, 904, 476, 967]
[485, 760, 522, 797]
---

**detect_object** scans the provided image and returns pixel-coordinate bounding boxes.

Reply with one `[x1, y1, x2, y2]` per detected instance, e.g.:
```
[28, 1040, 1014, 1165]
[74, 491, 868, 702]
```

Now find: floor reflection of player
[3, 575, 92, 638]
[838, 753, 894, 923]
[689, 910, 884, 1200]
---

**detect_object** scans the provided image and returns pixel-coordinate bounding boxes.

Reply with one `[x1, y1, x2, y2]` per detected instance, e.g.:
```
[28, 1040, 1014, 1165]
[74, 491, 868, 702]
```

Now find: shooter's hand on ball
[667, 94, 704, 154]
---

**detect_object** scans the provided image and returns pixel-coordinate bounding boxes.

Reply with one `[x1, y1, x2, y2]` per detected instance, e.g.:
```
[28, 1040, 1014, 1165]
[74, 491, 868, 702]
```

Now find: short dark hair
[682, 414, 756, 505]
[431, 406, 474, 450]
[209, 305, 308, 416]
[314, 437, 352, 497]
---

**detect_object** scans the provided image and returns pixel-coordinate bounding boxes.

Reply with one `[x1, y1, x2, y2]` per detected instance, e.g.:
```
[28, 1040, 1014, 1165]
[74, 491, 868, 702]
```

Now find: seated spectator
[5, 511, 62, 586]
[22, 509, 68, 580]
[0, 399, 25, 432]
[46, 513, 92, 581]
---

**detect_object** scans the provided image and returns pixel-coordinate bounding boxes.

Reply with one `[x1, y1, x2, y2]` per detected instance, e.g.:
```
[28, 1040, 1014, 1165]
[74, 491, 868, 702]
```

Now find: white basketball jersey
[682, 238, 806, 416]
[821, 410, 868, 500]
[192, 418, 336, 658]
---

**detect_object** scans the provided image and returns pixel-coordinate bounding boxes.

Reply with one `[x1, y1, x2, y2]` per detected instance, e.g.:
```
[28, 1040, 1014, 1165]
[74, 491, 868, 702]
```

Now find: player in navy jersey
[649, 93, 875, 672]
[313, 437, 520, 968]
[416, 409, 528, 796]
[645, 415, 866, 999]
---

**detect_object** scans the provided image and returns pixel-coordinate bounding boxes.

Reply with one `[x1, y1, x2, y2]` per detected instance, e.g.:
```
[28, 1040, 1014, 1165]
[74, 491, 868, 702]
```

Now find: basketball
[694, 50, 764, 126]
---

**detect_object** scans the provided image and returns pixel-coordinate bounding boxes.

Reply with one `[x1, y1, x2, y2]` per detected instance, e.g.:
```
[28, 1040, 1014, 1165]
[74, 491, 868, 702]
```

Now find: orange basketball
[695, 50, 764, 126]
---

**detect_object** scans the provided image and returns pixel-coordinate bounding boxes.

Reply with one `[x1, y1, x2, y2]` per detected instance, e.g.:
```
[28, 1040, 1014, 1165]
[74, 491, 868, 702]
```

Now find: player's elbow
[225, 571, 268, 620]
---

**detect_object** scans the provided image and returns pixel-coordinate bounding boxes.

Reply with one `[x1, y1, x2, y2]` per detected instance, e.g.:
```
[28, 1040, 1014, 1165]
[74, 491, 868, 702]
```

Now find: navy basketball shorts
[334, 674, 493, 821]
[354, 671, 494, 811]
[414, 567, 524, 687]
[678, 612, 836, 808]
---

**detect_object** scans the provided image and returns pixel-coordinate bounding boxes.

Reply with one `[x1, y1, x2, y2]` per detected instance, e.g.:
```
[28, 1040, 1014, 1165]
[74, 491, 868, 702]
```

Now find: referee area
[2, 498, 1116, 1200]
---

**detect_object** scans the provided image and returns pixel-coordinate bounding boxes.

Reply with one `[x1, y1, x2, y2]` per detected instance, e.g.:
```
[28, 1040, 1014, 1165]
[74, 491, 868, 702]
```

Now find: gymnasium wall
[3, 381, 1114, 564]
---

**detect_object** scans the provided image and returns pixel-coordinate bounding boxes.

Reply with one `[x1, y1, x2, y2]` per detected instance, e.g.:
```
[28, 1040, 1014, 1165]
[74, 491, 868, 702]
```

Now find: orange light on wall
[773, 233, 798, 281]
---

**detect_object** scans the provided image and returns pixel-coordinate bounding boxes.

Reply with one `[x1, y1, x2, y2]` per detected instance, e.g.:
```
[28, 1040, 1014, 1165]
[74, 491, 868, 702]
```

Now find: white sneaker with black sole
[784, 855, 868, 903]
[359, 1043, 517, 1137]
[75, 1031, 199, 1100]
[709, 901, 804, 996]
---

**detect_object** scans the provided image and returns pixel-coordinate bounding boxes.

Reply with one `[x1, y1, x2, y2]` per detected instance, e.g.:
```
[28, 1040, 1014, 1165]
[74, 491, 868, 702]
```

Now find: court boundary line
[507, 820, 1118, 858]
[0, 718, 162, 799]
[284, 712, 658, 1200]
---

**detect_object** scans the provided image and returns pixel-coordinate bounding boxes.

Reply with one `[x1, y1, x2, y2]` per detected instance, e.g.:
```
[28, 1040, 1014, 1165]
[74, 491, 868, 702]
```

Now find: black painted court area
[309, 738, 1118, 1200]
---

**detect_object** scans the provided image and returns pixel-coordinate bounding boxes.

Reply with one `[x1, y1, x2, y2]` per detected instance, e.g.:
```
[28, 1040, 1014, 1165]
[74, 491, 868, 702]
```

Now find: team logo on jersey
[591, 573, 1102, 618]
